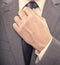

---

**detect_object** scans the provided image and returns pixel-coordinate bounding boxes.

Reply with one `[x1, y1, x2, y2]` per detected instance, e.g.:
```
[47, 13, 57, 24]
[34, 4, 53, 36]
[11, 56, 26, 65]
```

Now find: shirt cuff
[35, 37, 53, 64]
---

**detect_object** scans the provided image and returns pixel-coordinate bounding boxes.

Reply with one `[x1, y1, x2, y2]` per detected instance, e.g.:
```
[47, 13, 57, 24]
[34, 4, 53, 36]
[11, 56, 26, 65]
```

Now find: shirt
[19, 0, 52, 64]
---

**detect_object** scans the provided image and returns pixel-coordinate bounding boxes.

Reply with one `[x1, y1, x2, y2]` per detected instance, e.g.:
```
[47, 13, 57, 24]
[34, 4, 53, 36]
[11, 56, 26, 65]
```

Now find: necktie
[22, 1, 39, 65]
[26, 1, 39, 9]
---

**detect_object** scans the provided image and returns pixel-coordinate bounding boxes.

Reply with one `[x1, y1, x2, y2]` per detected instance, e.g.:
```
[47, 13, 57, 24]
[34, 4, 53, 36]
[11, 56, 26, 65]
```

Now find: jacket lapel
[1, 0, 25, 65]
[52, 0, 60, 4]
[42, 0, 60, 35]
[30, 0, 60, 65]
[30, 49, 36, 65]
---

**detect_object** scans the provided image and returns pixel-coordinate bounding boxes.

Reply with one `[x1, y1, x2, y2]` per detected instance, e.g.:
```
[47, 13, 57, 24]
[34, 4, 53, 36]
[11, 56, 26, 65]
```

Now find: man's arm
[35, 37, 52, 63]
[36, 37, 60, 65]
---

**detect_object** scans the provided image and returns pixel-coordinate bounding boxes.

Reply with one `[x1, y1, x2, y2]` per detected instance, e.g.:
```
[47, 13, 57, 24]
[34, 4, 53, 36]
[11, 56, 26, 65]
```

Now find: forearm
[36, 37, 60, 65]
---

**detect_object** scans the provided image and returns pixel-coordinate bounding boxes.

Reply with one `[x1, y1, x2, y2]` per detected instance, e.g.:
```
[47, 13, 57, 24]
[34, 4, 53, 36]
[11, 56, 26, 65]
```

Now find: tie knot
[26, 1, 39, 9]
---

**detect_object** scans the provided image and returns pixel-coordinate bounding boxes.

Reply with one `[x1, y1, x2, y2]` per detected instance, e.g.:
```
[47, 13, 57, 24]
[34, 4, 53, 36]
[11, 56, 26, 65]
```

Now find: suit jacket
[0, 0, 60, 65]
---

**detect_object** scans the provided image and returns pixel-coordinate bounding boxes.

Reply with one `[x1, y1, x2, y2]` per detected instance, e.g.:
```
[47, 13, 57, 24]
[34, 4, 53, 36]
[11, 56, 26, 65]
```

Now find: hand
[13, 7, 52, 52]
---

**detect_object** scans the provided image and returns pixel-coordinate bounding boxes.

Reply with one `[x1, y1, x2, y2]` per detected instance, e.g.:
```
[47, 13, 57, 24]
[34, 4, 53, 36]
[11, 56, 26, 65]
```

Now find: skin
[13, 7, 52, 52]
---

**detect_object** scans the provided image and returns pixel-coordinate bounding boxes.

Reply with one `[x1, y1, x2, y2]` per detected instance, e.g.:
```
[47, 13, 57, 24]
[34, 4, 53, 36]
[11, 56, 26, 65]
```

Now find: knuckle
[42, 17, 46, 21]
[14, 16, 18, 20]
[23, 7, 28, 11]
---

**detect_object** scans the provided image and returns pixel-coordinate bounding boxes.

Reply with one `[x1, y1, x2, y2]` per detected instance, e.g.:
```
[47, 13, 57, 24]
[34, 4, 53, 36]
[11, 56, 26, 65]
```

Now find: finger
[23, 7, 34, 16]
[33, 8, 41, 17]
[13, 23, 20, 34]
[14, 16, 22, 26]
[18, 10, 27, 20]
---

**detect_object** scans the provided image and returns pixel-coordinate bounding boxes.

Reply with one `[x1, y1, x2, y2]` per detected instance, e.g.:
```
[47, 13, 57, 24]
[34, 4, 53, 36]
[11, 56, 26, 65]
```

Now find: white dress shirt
[19, 0, 52, 64]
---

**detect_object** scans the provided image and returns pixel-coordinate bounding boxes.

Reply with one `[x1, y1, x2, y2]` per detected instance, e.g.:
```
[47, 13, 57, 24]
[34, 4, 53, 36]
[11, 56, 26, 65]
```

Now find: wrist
[34, 43, 44, 53]
[35, 35, 52, 53]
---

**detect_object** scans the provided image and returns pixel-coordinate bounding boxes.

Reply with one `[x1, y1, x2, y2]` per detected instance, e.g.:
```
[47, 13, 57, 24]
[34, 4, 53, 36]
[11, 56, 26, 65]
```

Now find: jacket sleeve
[36, 37, 60, 65]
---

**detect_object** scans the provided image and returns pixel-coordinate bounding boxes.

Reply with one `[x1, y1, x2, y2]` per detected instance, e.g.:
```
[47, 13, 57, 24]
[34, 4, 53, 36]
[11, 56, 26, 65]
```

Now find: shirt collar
[19, 0, 46, 10]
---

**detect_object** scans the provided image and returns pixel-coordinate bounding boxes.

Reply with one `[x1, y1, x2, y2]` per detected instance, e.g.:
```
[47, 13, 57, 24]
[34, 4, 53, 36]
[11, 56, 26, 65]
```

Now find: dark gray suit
[0, 0, 60, 65]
